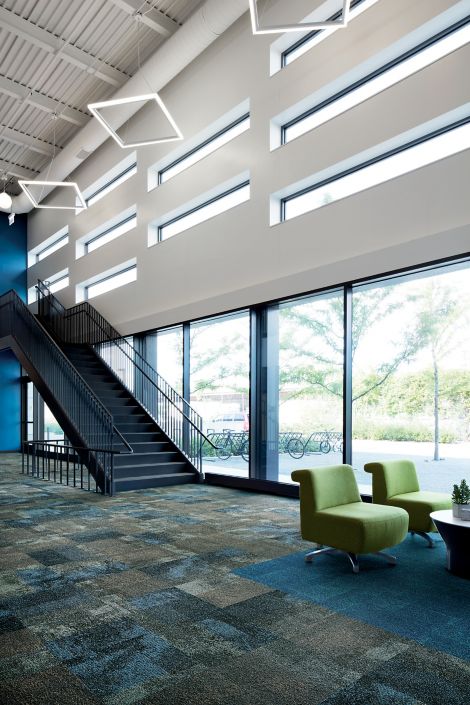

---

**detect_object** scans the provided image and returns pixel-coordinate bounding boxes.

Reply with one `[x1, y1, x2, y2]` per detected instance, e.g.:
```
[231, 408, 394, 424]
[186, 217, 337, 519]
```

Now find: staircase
[1, 282, 214, 494]
[34, 278, 212, 493]
[63, 343, 197, 491]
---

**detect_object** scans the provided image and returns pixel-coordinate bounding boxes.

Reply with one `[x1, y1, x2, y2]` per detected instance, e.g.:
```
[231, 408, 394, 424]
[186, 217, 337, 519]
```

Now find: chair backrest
[364, 460, 420, 503]
[291, 465, 361, 514]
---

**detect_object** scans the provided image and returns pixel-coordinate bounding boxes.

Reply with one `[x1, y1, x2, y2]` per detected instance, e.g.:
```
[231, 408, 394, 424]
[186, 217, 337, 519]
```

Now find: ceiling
[0, 0, 203, 195]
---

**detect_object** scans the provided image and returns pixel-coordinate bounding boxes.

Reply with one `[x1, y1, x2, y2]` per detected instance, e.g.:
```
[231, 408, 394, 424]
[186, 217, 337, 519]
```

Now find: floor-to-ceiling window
[151, 326, 183, 395]
[44, 402, 64, 441]
[352, 262, 470, 492]
[276, 290, 344, 483]
[132, 256, 469, 494]
[25, 380, 35, 441]
[190, 311, 250, 477]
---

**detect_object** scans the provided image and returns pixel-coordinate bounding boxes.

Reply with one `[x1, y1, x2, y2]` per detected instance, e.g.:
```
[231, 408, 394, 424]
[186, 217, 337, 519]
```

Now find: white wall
[27, 0, 470, 335]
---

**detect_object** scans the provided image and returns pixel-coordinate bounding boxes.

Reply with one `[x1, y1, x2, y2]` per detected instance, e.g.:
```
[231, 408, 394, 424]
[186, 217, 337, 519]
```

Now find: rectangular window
[281, 0, 377, 68]
[81, 153, 137, 209]
[158, 114, 250, 184]
[190, 311, 250, 478]
[85, 265, 137, 301]
[281, 118, 470, 222]
[148, 326, 184, 396]
[49, 273, 69, 294]
[352, 260, 470, 494]
[30, 268, 70, 302]
[158, 181, 250, 242]
[282, 18, 470, 144]
[276, 289, 344, 484]
[28, 227, 68, 267]
[77, 208, 137, 258]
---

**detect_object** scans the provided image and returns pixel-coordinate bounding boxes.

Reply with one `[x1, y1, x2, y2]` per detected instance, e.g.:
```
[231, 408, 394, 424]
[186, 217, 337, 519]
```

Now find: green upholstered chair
[364, 459, 451, 548]
[291, 465, 408, 574]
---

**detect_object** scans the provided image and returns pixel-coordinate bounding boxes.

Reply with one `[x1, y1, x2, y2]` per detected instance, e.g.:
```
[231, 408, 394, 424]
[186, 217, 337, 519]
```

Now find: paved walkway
[203, 440, 470, 494]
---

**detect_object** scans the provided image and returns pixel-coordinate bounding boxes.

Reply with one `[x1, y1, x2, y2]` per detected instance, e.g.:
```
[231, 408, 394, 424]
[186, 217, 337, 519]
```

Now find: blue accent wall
[0, 211, 27, 451]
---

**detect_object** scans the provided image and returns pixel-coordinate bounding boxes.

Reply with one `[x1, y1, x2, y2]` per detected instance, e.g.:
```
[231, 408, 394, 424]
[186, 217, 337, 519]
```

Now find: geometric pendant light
[18, 114, 87, 211]
[19, 180, 87, 210]
[88, 93, 183, 149]
[249, 0, 351, 34]
[88, 15, 183, 149]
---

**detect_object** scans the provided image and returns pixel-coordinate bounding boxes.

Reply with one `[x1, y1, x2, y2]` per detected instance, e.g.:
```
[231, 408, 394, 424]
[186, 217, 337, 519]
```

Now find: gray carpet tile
[0, 452, 469, 705]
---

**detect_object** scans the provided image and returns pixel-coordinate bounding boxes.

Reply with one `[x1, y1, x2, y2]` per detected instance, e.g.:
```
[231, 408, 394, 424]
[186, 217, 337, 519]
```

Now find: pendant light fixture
[88, 13, 183, 149]
[19, 113, 87, 210]
[249, 0, 351, 34]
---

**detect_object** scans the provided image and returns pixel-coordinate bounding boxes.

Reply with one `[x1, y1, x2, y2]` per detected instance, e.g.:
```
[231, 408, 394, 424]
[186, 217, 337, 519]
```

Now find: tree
[279, 287, 423, 405]
[189, 324, 249, 397]
[413, 281, 468, 460]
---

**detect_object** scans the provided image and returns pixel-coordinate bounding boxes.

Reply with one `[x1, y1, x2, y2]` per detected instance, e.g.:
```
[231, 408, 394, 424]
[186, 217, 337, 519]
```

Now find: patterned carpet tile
[1, 452, 469, 705]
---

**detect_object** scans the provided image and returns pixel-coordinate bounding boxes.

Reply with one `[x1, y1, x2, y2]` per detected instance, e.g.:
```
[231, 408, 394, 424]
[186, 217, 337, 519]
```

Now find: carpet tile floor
[0, 453, 469, 705]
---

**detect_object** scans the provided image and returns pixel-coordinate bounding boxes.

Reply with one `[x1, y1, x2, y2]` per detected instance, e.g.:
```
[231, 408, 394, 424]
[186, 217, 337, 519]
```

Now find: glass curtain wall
[26, 381, 34, 440]
[114, 256, 470, 493]
[151, 326, 183, 395]
[44, 402, 65, 441]
[277, 290, 344, 483]
[190, 311, 250, 477]
[352, 262, 470, 492]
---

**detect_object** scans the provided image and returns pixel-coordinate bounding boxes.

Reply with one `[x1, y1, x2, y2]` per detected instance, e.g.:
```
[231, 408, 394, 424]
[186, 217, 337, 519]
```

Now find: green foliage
[452, 479, 470, 505]
[354, 369, 470, 426]
[352, 417, 458, 443]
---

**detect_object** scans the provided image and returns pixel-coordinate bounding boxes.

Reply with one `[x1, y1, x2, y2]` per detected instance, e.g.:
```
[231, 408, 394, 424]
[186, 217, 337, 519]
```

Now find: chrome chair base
[410, 530, 434, 548]
[305, 546, 398, 574]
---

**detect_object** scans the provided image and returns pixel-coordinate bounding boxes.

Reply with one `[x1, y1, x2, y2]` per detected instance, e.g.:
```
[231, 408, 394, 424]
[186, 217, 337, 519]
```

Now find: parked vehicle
[207, 412, 249, 433]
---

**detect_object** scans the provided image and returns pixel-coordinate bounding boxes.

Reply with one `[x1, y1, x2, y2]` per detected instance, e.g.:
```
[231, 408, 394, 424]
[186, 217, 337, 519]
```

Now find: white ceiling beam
[0, 7, 127, 87]
[0, 126, 56, 157]
[0, 75, 87, 127]
[0, 158, 38, 180]
[108, 0, 179, 37]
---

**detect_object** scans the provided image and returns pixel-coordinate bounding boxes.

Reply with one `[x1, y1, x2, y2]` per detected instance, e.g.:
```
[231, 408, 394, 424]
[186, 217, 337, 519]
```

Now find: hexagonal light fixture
[19, 180, 87, 210]
[249, 0, 351, 34]
[88, 93, 183, 149]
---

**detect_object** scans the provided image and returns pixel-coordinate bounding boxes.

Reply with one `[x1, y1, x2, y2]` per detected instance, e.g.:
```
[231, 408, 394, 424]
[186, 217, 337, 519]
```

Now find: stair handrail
[36, 281, 217, 474]
[34, 284, 133, 455]
[0, 290, 119, 489]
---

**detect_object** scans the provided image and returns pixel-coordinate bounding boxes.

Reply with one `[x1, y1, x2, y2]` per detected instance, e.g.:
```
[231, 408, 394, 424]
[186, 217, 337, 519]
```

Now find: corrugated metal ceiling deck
[0, 0, 202, 194]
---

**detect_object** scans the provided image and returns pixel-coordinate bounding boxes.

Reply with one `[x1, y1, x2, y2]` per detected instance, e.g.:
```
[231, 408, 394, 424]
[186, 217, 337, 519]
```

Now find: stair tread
[116, 461, 188, 469]
[116, 472, 196, 481]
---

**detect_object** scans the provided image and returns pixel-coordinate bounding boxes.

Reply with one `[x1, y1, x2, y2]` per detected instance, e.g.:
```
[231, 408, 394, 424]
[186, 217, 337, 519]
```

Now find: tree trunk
[433, 353, 440, 461]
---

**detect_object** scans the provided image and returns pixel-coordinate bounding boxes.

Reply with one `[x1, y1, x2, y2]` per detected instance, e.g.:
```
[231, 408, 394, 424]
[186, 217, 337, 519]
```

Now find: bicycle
[206, 430, 249, 461]
[286, 431, 331, 459]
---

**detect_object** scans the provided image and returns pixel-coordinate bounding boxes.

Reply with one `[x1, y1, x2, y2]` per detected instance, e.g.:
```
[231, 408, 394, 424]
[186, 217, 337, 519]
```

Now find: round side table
[430, 509, 470, 579]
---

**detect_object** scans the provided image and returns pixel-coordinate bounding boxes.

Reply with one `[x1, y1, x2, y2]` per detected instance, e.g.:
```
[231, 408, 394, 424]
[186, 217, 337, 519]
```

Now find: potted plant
[451, 479, 470, 520]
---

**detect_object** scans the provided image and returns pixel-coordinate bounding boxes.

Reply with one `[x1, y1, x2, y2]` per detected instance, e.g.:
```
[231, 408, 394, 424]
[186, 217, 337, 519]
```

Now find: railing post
[182, 322, 191, 456]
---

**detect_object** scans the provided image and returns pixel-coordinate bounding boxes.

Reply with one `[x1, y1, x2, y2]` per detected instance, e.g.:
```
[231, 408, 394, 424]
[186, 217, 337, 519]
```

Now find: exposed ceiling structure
[0, 0, 204, 196]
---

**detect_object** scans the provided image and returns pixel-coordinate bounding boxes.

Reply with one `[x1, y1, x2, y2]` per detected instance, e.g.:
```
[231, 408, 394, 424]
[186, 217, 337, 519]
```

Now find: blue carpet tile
[1, 453, 469, 705]
[235, 535, 470, 661]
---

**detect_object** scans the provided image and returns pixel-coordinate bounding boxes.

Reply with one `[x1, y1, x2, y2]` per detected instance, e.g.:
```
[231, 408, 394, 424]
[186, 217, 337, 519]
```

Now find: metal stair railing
[36, 280, 216, 476]
[0, 289, 123, 493]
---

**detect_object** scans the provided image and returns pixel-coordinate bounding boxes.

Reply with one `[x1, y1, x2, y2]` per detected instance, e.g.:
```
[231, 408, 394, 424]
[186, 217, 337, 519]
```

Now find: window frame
[158, 113, 250, 185]
[157, 180, 250, 242]
[85, 162, 137, 207]
[281, 16, 470, 145]
[28, 228, 69, 267]
[84, 211, 137, 255]
[280, 115, 470, 222]
[281, 0, 367, 68]
[84, 264, 137, 301]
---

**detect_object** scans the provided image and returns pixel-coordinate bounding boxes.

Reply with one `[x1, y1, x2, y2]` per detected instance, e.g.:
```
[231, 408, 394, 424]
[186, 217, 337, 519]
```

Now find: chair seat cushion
[387, 491, 452, 533]
[309, 502, 408, 555]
